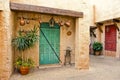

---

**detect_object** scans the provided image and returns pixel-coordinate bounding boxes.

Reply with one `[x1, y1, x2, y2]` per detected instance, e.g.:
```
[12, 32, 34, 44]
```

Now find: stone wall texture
[0, 0, 15, 80]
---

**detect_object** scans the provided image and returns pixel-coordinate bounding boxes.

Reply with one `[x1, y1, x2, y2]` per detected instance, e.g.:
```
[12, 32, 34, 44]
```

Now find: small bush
[93, 42, 103, 51]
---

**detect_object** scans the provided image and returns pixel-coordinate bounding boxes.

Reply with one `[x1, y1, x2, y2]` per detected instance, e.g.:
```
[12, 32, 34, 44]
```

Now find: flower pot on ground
[95, 51, 102, 56]
[12, 26, 38, 75]
[20, 66, 29, 75]
[15, 57, 34, 75]
[93, 42, 103, 55]
[20, 58, 34, 75]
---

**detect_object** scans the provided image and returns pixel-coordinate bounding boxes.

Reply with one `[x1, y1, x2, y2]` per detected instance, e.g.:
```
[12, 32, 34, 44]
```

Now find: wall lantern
[49, 17, 55, 27]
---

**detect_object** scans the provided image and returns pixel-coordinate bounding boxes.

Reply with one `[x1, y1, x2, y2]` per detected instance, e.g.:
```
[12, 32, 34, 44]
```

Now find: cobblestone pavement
[10, 55, 120, 80]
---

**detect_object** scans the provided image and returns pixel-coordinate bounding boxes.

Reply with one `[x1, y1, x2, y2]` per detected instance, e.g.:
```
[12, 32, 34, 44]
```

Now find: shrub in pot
[14, 57, 34, 75]
[12, 26, 38, 75]
[93, 42, 103, 55]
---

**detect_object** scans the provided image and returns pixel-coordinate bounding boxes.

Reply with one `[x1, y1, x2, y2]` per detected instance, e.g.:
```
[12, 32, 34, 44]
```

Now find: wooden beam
[114, 22, 120, 31]
[10, 2, 83, 18]
[113, 19, 120, 23]
[96, 23, 103, 33]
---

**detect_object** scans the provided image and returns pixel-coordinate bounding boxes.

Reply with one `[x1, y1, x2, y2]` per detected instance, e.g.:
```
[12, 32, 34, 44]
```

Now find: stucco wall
[0, 11, 4, 79]
[0, 0, 4, 10]
[0, 0, 15, 79]
[89, 0, 120, 22]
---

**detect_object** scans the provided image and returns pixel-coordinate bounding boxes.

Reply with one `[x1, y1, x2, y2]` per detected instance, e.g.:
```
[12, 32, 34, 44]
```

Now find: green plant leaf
[93, 42, 103, 51]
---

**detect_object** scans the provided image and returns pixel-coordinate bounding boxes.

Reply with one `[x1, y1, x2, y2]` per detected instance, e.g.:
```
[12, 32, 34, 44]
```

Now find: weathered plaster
[89, 0, 120, 22]
[0, 0, 4, 10]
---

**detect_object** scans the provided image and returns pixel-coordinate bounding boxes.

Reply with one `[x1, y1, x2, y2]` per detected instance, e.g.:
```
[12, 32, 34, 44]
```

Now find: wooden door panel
[105, 25, 116, 51]
[39, 23, 60, 64]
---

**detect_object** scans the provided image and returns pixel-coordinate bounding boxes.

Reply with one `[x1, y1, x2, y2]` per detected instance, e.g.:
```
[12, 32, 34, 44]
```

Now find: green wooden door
[39, 23, 60, 64]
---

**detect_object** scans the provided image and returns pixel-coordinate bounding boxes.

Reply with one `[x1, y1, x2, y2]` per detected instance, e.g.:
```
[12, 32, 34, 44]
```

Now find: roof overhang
[10, 2, 83, 18]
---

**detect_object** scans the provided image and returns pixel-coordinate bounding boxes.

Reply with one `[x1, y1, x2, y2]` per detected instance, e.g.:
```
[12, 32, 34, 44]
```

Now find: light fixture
[49, 17, 55, 27]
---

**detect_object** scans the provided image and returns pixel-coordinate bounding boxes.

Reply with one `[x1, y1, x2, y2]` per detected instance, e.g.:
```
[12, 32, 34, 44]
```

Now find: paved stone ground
[10, 55, 120, 80]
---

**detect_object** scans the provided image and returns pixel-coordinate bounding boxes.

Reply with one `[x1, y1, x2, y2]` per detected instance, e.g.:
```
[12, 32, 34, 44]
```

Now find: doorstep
[38, 64, 62, 69]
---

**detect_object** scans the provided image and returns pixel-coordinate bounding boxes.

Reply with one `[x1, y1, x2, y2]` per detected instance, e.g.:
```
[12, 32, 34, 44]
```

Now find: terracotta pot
[95, 51, 101, 56]
[20, 17, 25, 26]
[65, 21, 70, 27]
[26, 19, 30, 24]
[58, 21, 64, 26]
[20, 66, 29, 75]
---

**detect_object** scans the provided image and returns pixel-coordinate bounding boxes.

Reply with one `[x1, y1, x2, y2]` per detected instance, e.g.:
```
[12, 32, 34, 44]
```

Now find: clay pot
[65, 21, 70, 27]
[20, 17, 25, 26]
[20, 66, 29, 75]
[26, 19, 30, 24]
[58, 21, 64, 26]
[38, 18, 42, 24]
[95, 51, 101, 56]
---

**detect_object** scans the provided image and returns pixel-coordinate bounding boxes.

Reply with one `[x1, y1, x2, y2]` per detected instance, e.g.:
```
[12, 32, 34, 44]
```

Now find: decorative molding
[10, 2, 83, 18]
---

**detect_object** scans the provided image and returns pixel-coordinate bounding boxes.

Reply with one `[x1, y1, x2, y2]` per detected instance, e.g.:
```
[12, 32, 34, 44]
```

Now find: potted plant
[14, 57, 34, 74]
[93, 42, 103, 55]
[12, 26, 38, 75]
